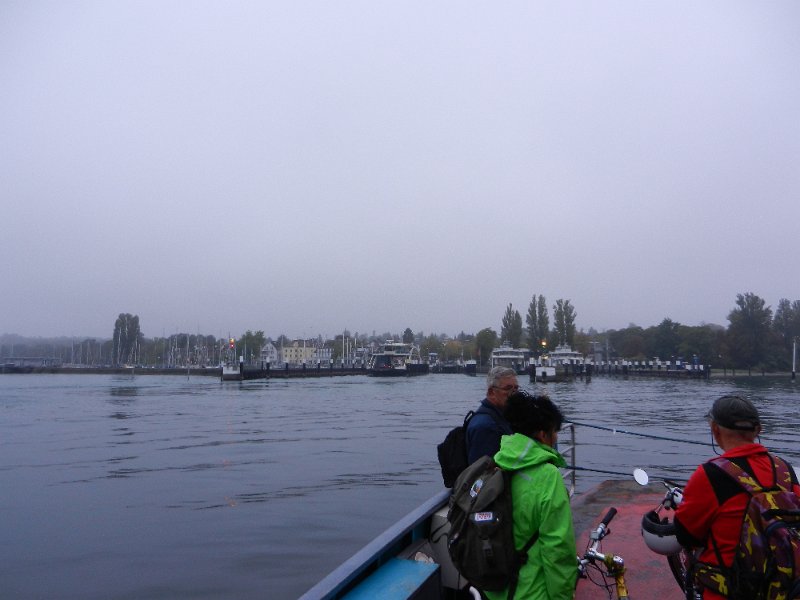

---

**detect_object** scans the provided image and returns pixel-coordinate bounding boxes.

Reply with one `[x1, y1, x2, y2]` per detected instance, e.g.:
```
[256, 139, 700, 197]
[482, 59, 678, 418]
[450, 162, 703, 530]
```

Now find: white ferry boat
[367, 341, 429, 377]
[489, 343, 531, 374]
[530, 344, 587, 381]
[546, 344, 584, 366]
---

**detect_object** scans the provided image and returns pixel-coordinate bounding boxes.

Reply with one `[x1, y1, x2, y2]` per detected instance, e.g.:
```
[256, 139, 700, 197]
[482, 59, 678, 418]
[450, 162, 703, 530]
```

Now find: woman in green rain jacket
[485, 391, 576, 600]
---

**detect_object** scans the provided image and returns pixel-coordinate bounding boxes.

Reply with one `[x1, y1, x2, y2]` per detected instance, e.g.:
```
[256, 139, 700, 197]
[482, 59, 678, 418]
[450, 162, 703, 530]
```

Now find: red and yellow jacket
[674, 443, 800, 600]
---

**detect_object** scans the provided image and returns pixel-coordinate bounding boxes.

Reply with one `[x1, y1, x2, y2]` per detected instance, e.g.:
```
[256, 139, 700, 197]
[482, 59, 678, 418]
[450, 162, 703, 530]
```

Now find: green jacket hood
[493, 432, 567, 471]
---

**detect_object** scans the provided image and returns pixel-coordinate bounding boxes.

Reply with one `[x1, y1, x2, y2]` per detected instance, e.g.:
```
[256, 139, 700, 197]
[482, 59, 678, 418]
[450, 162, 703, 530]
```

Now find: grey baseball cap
[705, 395, 760, 431]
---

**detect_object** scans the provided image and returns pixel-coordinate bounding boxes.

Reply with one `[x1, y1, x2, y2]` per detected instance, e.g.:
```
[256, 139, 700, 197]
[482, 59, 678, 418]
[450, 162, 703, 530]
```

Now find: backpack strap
[710, 453, 788, 495]
[515, 531, 540, 569]
[506, 531, 540, 600]
[463, 410, 475, 427]
[771, 455, 795, 490]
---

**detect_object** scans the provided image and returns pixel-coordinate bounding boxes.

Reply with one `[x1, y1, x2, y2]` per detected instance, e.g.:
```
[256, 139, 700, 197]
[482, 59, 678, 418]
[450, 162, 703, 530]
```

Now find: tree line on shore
[2, 292, 798, 372]
[491, 292, 798, 372]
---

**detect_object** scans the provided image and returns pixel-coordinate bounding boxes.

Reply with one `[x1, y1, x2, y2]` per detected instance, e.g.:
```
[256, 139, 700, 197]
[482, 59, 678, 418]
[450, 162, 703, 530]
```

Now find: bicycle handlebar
[660, 482, 684, 510]
[580, 507, 627, 592]
[601, 507, 618, 527]
[590, 507, 618, 542]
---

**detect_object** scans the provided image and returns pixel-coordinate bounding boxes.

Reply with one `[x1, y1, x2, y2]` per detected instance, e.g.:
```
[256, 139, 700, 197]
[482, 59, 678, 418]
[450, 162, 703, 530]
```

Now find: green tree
[793, 301, 800, 341]
[236, 330, 266, 363]
[112, 313, 142, 366]
[650, 318, 681, 359]
[773, 299, 800, 359]
[442, 339, 465, 361]
[552, 299, 576, 346]
[420, 334, 444, 359]
[501, 304, 523, 347]
[475, 328, 498, 366]
[455, 332, 476, 360]
[525, 295, 549, 353]
[611, 325, 646, 359]
[572, 330, 592, 356]
[536, 295, 549, 353]
[727, 292, 773, 369]
[328, 335, 345, 362]
[677, 324, 719, 365]
[714, 327, 732, 369]
[402, 328, 415, 343]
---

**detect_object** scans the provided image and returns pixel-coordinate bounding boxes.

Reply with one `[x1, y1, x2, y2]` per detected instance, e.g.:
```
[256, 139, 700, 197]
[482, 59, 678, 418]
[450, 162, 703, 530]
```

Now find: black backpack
[437, 411, 474, 488]
[446, 455, 538, 597]
[437, 408, 503, 488]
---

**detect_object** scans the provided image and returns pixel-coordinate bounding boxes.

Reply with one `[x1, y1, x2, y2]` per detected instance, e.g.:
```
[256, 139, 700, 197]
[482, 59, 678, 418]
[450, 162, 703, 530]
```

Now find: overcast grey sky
[2, 1, 798, 340]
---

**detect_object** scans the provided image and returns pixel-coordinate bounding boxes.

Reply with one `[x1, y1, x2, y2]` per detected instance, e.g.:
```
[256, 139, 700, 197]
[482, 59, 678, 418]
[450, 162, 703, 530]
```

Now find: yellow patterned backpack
[694, 456, 800, 600]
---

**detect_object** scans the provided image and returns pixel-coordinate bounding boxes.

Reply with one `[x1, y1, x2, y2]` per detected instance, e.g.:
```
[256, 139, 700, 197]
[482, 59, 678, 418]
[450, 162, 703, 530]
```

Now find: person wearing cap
[673, 394, 800, 600]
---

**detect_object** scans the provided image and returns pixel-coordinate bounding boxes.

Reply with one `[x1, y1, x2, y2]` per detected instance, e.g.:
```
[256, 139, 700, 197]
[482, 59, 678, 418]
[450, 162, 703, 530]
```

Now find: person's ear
[710, 421, 723, 444]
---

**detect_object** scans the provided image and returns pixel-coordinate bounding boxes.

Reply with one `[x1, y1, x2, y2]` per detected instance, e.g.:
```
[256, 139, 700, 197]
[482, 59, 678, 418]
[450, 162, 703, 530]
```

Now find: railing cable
[569, 420, 713, 447]
[570, 420, 800, 458]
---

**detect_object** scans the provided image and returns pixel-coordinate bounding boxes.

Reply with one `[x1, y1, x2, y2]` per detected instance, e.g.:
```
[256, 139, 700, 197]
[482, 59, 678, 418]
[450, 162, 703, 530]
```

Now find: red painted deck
[572, 480, 685, 600]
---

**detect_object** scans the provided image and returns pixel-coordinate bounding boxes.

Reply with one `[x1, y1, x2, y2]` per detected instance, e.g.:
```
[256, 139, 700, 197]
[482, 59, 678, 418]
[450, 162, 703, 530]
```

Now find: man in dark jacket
[465, 366, 516, 465]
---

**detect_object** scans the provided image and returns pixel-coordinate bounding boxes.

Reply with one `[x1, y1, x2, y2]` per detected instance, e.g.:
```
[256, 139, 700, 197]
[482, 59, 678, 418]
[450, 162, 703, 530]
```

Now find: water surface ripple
[1, 374, 797, 599]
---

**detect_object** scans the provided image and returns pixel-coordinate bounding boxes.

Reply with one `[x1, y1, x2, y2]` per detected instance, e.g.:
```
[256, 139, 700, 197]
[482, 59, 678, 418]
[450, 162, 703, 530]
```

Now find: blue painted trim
[341, 558, 439, 599]
[300, 489, 451, 599]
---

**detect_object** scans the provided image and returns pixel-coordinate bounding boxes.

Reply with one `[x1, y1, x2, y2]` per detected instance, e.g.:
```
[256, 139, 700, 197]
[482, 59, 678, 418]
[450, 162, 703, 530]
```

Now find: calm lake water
[1, 373, 798, 599]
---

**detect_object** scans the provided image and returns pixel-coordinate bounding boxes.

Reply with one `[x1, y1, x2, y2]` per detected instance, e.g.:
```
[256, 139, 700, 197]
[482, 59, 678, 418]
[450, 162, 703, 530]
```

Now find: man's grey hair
[487, 366, 517, 389]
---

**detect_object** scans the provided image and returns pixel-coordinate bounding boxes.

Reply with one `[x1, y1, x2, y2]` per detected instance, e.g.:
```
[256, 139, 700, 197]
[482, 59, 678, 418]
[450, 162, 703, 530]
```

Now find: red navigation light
[229, 338, 235, 349]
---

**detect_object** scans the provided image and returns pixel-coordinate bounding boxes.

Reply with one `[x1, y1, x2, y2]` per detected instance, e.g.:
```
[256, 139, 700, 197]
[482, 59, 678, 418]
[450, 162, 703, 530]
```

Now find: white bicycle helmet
[641, 510, 682, 555]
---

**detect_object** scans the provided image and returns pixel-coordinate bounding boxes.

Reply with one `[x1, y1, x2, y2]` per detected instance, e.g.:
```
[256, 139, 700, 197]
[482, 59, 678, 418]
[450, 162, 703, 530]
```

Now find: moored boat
[439, 360, 463, 374]
[221, 363, 242, 381]
[219, 336, 269, 381]
[367, 341, 430, 377]
[220, 343, 269, 381]
[489, 343, 530, 375]
[530, 344, 588, 381]
[547, 344, 584, 366]
[531, 364, 562, 382]
[221, 360, 269, 381]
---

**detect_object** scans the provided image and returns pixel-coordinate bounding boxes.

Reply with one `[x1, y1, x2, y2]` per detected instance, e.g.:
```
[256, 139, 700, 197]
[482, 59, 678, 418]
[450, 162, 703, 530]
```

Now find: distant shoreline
[708, 369, 796, 379]
[0, 365, 364, 378]
[0, 366, 795, 380]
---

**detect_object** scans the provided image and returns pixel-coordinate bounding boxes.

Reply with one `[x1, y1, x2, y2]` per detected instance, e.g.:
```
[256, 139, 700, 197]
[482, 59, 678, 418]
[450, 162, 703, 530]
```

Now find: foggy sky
[2, 1, 799, 340]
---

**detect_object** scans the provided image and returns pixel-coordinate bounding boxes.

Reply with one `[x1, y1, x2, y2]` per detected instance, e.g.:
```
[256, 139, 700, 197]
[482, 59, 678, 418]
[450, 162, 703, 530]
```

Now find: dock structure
[590, 360, 709, 379]
[1, 363, 368, 378]
[530, 359, 710, 382]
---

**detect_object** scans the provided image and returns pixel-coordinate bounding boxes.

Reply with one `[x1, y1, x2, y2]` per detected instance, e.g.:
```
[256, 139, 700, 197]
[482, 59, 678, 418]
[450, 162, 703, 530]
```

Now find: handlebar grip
[601, 507, 618, 527]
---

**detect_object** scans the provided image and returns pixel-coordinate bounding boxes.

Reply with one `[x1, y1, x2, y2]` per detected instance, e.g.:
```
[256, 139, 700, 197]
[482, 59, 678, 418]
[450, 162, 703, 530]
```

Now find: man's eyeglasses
[493, 384, 519, 392]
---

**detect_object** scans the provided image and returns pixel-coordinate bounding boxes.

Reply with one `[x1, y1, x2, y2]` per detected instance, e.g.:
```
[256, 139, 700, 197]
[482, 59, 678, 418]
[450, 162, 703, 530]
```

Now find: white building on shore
[259, 339, 279, 365]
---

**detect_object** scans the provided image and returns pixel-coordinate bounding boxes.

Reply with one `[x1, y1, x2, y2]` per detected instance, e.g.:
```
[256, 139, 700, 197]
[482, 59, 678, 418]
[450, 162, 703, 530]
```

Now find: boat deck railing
[560, 421, 577, 497]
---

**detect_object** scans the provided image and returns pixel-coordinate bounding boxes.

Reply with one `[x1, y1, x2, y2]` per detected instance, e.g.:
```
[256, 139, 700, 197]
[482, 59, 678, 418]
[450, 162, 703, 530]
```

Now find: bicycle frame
[578, 507, 630, 600]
